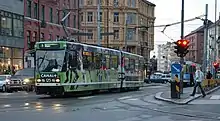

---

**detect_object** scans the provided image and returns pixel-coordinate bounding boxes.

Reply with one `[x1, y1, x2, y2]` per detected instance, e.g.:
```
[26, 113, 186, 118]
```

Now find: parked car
[10, 68, 35, 92]
[144, 73, 170, 84]
[0, 75, 11, 92]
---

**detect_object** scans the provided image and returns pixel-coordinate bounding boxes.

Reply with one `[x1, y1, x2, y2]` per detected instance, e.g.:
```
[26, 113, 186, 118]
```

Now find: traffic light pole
[180, 0, 184, 94]
[203, 4, 208, 73]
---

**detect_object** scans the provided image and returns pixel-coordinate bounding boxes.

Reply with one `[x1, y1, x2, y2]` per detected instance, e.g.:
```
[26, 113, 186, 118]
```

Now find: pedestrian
[190, 67, 206, 97]
[206, 71, 212, 79]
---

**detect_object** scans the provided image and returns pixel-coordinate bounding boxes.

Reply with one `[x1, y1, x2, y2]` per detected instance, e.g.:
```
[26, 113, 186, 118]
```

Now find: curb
[154, 86, 220, 105]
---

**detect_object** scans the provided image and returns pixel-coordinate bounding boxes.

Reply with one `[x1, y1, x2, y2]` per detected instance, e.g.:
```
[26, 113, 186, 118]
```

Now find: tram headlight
[55, 79, 60, 83]
[37, 79, 41, 83]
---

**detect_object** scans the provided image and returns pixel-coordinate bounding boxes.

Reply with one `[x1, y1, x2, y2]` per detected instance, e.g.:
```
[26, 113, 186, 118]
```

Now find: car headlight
[37, 79, 41, 83]
[55, 79, 60, 83]
[24, 79, 30, 83]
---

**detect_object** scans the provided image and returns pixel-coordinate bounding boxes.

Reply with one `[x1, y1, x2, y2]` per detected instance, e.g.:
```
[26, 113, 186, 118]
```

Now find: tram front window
[36, 50, 65, 72]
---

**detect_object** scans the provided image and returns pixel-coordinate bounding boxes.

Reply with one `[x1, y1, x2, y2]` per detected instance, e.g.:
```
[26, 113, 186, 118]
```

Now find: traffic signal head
[174, 39, 190, 57]
[213, 62, 219, 70]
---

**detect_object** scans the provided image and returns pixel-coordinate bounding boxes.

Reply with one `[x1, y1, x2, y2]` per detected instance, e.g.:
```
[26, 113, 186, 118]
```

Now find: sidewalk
[155, 86, 220, 104]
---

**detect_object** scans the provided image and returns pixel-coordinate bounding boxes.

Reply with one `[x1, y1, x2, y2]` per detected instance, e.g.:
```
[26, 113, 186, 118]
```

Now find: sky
[147, 0, 220, 58]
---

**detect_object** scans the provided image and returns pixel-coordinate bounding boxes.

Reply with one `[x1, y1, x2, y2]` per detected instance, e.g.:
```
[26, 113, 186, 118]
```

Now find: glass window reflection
[1, 17, 12, 36]
[12, 48, 22, 58]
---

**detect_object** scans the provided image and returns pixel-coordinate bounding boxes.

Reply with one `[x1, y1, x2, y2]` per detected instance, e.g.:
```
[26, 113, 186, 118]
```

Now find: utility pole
[97, 0, 101, 46]
[180, 0, 184, 94]
[214, 0, 218, 77]
[77, 0, 80, 41]
[125, 19, 128, 51]
[107, 0, 109, 48]
[38, 0, 40, 42]
[203, 4, 208, 73]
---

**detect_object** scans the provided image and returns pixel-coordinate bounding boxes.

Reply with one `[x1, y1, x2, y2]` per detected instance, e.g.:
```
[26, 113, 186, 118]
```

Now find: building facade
[208, 15, 220, 64]
[184, 26, 205, 65]
[79, 0, 155, 60]
[157, 42, 179, 72]
[24, 0, 80, 68]
[0, 0, 24, 74]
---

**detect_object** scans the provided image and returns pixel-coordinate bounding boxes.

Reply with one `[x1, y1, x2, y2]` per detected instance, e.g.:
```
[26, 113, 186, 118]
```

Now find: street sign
[171, 63, 182, 73]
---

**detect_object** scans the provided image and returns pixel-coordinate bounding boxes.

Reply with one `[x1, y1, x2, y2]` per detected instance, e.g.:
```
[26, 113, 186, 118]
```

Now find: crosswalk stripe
[77, 96, 95, 100]
[118, 96, 132, 100]
[210, 95, 220, 100]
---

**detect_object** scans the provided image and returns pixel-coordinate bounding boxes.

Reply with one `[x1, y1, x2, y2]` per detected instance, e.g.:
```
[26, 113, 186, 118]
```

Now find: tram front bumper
[35, 83, 64, 95]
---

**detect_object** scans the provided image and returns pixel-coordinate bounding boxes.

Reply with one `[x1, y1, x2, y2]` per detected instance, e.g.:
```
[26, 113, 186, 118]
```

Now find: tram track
[0, 84, 168, 113]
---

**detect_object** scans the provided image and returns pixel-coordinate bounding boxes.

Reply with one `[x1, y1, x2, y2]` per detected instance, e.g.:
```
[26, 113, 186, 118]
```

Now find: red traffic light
[176, 40, 189, 47]
[213, 62, 219, 69]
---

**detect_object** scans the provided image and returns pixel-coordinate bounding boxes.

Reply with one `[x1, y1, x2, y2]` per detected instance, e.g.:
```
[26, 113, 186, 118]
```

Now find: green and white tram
[34, 41, 145, 96]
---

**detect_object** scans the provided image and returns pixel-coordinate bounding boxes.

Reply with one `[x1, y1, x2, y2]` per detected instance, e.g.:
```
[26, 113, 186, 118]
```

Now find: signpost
[171, 63, 182, 99]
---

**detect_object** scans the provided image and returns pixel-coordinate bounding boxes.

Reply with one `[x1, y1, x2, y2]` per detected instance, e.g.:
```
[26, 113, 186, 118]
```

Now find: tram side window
[129, 59, 135, 71]
[68, 51, 78, 69]
[135, 59, 139, 71]
[94, 53, 101, 69]
[124, 57, 129, 71]
[105, 55, 110, 69]
[110, 55, 118, 69]
[83, 51, 93, 70]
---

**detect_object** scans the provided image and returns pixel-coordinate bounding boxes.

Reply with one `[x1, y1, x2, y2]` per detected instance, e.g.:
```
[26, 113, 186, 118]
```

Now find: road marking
[210, 95, 220, 100]
[127, 98, 139, 101]
[189, 100, 220, 104]
[3, 104, 11, 108]
[0, 93, 12, 96]
[77, 96, 96, 100]
[118, 96, 132, 100]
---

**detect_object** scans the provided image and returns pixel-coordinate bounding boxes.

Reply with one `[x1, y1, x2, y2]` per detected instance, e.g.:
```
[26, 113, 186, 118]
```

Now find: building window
[49, 34, 52, 40]
[1, 17, 12, 36]
[113, 12, 119, 22]
[56, 35, 60, 40]
[27, 31, 31, 49]
[87, 0, 93, 5]
[87, 29, 93, 39]
[87, 12, 93, 22]
[131, 0, 136, 7]
[33, 31, 37, 42]
[127, 13, 136, 24]
[80, 13, 83, 22]
[97, 0, 103, 5]
[73, 15, 76, 28]
[26, 0, 31, 17]
[41, 5, 45, 21]
[114, 29, 119, 39]
[114, 0, 119, 7]
[34, 2, 38, 19]
[62, 11, 66, 26]
[49, 7, 53, 23]
[40, 33, 44, 41]
[100, 27, 104, 39]
[67, 16, 70, 27]
[56, 9, 59, 24]
[13, 18, 23, 37]
[126, 28, 135, 40]
[99, 12, 102, 22]
[79, 0, 84, 7]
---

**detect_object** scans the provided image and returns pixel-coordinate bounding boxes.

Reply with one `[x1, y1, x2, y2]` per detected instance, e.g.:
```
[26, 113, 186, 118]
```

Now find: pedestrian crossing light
[174, 39, 190, 57]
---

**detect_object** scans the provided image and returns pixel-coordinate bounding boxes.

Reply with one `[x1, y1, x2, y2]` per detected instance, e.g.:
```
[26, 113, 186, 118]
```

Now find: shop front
[0, 46, 23, 74]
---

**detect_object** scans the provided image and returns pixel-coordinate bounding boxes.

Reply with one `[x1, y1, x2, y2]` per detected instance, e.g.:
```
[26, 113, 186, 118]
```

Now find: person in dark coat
[206, 71, 212, 79]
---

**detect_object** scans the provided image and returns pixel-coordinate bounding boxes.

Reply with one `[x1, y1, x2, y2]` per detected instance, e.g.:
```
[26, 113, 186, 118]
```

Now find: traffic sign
[171, 64, 182, 73]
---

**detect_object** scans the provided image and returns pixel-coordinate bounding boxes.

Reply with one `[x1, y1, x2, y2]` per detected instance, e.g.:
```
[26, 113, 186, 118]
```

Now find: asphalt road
[0, 83, 220, 121]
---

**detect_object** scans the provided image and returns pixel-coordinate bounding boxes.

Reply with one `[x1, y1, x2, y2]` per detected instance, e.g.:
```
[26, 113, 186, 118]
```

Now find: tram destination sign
[38, 43, 63, 50]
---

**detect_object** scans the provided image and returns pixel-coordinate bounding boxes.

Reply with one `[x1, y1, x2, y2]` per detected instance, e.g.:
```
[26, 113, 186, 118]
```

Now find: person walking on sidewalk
[190, 67, 206, 97]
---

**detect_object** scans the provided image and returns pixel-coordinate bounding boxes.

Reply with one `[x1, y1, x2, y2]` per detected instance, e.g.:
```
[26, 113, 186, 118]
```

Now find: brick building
[24, 0, 80, 67]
